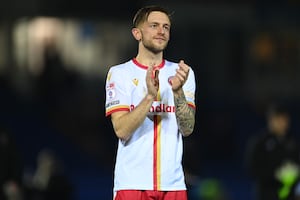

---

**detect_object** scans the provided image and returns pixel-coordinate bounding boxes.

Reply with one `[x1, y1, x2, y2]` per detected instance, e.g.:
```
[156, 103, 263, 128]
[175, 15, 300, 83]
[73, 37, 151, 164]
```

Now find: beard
[142, 37, 168, 54]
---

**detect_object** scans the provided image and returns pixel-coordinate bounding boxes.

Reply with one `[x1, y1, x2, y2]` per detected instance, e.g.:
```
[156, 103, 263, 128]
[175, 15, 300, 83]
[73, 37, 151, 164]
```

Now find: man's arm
[173, 88, 195, 137]
[111, 65, 159, 142]
[111, 94, 154, 141]
[170, 60, 196, 136]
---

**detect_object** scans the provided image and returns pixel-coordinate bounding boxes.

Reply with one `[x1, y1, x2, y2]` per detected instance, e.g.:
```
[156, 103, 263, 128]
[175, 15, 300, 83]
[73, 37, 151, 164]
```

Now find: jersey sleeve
[105, 66, 131, 116]
[183, 67, 196, 109]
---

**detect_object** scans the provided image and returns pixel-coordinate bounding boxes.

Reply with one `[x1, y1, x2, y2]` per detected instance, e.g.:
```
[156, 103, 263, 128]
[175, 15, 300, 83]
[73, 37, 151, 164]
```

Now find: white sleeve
[183, 67, 196, 107]
[105, 66, 131, 116]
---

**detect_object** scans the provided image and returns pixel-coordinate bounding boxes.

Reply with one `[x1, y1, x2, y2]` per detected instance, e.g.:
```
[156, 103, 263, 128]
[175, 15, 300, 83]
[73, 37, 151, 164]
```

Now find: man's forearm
[112, 94, 154, 141]
[173, 89, 195, 136]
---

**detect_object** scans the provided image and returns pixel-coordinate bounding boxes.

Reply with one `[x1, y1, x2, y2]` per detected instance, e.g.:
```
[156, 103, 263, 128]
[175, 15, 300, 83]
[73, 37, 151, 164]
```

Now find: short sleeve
[105, 66, 131, 116]
[183, 67, 196, 109]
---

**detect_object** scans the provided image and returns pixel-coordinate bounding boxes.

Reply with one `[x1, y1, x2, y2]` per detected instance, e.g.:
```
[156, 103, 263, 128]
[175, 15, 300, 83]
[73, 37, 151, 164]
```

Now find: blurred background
[0, 0, 300, 199]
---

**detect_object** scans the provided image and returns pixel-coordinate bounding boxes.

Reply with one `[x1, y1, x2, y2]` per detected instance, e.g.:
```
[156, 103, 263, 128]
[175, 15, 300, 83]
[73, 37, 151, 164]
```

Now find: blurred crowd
[0, 126, 74, 200]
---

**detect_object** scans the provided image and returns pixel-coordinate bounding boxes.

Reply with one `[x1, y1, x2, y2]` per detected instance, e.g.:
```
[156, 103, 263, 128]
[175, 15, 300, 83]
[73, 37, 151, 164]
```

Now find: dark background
[1, 0, 300, 199]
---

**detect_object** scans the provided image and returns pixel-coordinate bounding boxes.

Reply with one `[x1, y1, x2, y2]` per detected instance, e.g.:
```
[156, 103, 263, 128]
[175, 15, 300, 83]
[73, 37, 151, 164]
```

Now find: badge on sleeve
[106, 82, 116, 100]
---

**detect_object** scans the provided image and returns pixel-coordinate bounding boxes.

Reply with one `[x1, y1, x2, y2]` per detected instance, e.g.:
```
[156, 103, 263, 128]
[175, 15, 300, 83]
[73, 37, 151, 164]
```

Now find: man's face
[138, 11, 171, 54]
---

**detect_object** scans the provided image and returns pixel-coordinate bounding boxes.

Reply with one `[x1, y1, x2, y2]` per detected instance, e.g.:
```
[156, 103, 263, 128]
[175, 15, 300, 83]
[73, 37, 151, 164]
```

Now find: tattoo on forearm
[174, 93, 195, 136]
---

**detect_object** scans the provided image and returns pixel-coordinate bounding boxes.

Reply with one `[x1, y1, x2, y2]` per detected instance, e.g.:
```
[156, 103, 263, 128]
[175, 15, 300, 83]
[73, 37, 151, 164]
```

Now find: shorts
[114, 190, 187, 200]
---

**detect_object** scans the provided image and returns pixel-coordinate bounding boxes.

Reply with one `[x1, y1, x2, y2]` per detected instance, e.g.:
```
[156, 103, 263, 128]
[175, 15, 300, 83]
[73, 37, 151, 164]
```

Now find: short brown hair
[132, 5, 172, 28]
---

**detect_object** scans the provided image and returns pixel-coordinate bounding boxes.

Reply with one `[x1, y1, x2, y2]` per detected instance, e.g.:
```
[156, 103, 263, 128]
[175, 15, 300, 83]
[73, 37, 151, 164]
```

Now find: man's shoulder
[164, 59, 177, 66]
[164, 59, 195, 72]
[110, 60, 133, 69]
[163, 60, 180, 71]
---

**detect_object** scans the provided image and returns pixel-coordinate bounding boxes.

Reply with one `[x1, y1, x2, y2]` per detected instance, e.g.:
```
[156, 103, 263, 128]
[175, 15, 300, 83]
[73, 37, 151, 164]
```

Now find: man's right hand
[146, 65, 159, 98]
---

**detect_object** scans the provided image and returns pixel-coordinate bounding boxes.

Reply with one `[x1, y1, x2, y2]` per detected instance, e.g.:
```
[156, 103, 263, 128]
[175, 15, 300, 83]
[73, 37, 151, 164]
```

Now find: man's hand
[168, 60, 190, 91]
[146, 64, 159, 99]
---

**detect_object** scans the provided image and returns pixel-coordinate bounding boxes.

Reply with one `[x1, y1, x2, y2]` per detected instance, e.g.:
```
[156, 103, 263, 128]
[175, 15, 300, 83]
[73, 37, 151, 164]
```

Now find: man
[105, 5, 196, 200]
[245, 103, 300, 200]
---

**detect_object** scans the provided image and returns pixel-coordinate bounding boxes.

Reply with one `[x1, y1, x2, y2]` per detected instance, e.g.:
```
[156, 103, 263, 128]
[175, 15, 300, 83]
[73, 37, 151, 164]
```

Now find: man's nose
[157, 26, 165, 34]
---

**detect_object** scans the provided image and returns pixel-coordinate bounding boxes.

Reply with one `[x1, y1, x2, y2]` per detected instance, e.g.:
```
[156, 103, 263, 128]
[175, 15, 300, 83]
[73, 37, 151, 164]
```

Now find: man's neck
[135, 51, 163, 67]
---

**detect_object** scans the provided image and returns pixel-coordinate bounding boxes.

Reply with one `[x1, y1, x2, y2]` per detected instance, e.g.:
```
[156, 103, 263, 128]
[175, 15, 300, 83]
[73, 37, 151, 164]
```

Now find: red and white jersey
[105, 58, 196, 193]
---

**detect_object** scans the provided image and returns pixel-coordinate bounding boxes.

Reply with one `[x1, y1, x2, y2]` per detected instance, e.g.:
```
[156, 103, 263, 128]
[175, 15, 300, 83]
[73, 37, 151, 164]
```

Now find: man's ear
[132, 28, 141, 41]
